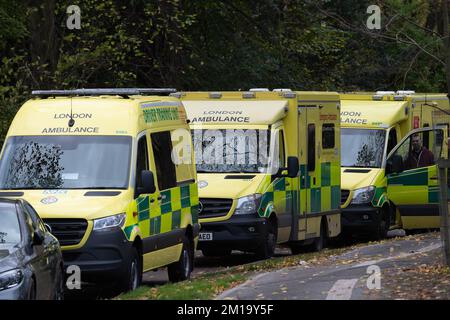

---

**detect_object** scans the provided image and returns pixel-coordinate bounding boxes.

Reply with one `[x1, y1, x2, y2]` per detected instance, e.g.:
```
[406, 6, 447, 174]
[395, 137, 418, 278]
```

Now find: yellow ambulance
[340, 91, 449, 238]
[0, 89, 199, 292]
[175, 90, 341, 258]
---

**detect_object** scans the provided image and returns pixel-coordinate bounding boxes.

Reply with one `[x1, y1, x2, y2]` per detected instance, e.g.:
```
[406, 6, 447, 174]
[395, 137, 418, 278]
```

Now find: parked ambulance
[175, 90, 341, 258]
[0, 88, 199, 292]
[340, 91, 449, 238]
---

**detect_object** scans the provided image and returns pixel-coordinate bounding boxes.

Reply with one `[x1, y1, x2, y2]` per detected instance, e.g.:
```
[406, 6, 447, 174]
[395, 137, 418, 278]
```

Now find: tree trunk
[443, 0, 450, 97]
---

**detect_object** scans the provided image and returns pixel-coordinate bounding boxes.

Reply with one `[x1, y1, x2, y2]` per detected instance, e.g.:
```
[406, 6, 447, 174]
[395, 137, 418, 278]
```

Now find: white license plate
[198, 232, 213, 241]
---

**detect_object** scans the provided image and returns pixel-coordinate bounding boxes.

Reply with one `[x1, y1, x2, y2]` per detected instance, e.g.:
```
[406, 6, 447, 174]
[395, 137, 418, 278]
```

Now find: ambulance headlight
[93, 213, 126, 231]
[235, 194, 262, 215]
[351, 186, 376, 204]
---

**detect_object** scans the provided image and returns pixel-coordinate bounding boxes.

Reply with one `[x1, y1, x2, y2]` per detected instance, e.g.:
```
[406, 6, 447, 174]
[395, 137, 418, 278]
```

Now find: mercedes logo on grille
[198, 201, 204, 214]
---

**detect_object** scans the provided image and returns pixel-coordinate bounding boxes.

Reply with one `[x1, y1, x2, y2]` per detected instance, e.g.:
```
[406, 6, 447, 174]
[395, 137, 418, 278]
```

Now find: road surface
[217, 232, 441, 300]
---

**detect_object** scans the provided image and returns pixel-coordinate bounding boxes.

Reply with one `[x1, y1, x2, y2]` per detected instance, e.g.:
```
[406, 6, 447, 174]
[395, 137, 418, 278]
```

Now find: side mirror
[141, 170, 156, 195]
[287, 156, 299, 178]
[32, 231, 44, 246]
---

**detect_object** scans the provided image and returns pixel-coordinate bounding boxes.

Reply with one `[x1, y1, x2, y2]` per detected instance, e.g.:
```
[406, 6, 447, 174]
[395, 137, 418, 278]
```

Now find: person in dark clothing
[405, 134, 435, 169]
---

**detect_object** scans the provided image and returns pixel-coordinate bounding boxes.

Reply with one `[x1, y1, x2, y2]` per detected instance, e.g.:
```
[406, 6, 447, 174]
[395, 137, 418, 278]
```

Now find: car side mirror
[287, 156, 299, 178]
[32, 231, 44, 246]
[141, 170, 156, 195]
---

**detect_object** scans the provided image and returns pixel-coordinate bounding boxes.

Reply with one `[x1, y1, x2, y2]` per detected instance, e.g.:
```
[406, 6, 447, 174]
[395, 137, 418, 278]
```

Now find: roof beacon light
[242, 92, 256, 99]
[396, 90, 415, 95]
[375, 91, 396, 95]
[249, 88, 270, 92]
[273, 88, 292, 92]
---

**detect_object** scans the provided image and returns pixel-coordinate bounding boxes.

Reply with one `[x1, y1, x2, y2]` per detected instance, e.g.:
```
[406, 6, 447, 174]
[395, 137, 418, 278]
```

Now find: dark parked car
[0, 198, 64, 300]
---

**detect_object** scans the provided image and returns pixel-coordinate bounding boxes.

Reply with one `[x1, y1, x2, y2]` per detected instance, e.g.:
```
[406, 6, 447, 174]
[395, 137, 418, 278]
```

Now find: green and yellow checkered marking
[387, 166, 440, 204]
[123, 182, 199, 240]
[300, 162, 340, 213]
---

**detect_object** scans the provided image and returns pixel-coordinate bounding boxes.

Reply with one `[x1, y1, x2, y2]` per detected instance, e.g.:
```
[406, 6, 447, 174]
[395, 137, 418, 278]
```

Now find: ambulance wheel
[201, 248, 231, 257]
[310, 221, 326, 252]
[290, 243, 306, 255]
[121, 246, 142, 293]
[168, 236, 193, 282]
[373, 207, 390, 241]
[255, 218, 277, 260]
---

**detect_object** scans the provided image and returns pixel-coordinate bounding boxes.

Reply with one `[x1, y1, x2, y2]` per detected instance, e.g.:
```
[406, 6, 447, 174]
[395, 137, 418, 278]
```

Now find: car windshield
[0, 135, 132, 189]
[341, 128, 386, 168]
[192, 129, 270, 173]
[0, 203, 21, 245]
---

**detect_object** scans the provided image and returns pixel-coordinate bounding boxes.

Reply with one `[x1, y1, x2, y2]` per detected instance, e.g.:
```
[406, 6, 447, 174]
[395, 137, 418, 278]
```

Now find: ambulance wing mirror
[287, 156, 299, 178]
[141, 170, 156, 195]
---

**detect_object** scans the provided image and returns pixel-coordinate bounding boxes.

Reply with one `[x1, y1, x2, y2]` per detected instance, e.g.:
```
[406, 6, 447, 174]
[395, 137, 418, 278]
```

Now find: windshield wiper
[343, 165, 380, 169]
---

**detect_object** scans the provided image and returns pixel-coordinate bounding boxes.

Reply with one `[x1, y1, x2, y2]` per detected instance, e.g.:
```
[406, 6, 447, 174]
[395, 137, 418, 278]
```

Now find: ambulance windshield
[192, 129, 270, 173]
[341, 128, 386, 168]
[0, 135, 132, 189]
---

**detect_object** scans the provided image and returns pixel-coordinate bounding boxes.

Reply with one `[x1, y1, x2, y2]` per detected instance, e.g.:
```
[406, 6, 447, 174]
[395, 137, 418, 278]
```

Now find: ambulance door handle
[430, 176, 438, 180]
[150, 196, 163, 203]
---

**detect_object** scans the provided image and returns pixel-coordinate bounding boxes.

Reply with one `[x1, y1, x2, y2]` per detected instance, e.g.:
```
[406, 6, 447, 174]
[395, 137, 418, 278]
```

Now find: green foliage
[0, 0, 449, 142]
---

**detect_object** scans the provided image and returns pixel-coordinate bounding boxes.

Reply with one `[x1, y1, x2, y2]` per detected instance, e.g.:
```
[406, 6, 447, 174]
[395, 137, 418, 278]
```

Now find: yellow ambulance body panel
[0, 89, 199, 290]
[340, 92, 449, 236]
[176, 90, 341, 257]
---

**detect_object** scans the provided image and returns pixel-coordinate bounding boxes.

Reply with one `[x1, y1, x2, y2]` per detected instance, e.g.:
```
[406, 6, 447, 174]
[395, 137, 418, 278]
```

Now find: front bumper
[61, 227, 132, 284]
[341, 204, 381, 233]
[198, 214, 268, 252]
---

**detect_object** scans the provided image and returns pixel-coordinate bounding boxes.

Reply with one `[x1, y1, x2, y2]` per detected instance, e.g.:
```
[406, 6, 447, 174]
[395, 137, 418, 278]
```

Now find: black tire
[27, 278, 36, 300]
[53, 266, 65, 300]
[310, 221, 326, 252]
[120, 246, 142, 293]
[255, 219, 277, 260]
[290, 243, 306, 255]
[168, 236, 193, 282]
[201, 248, 231, 257]
[373, 207, 389, 241]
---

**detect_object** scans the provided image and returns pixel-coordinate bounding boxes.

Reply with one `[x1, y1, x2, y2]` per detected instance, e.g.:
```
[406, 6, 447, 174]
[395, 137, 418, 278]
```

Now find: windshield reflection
[341, 128, 386, 168]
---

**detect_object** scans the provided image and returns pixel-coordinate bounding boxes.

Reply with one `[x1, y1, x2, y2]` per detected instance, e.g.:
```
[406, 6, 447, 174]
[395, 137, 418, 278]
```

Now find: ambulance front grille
[43, 219, 88, 246]
[198, 198, 233, 218]
[341, 190, 350, 206]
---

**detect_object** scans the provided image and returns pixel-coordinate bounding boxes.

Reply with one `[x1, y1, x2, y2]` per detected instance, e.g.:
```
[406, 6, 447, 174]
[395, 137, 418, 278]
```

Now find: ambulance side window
[308, 124, 315, 172]
[151, 131, 177, 190]
[279, 130, 286, 167]
[322, 124, 335, 149]
[387, 128, 397, 155]
[135, 135, 148, 191]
